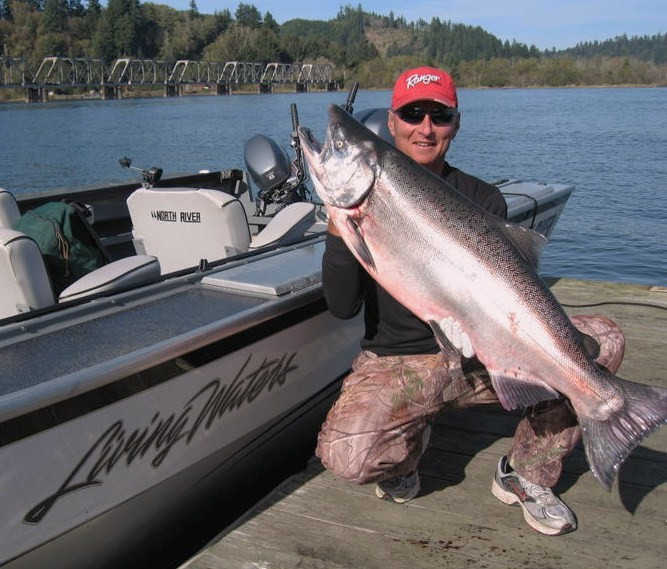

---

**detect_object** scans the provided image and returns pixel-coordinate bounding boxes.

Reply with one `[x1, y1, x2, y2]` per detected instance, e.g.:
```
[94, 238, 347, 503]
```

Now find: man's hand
[327, 219, 341, 236]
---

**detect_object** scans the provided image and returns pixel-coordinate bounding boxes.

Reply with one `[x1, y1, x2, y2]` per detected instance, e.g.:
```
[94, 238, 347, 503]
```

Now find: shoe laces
[522, 480, 559, 507]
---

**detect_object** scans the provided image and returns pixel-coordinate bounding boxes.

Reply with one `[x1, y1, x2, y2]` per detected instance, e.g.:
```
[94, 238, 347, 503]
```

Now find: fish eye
[334, 139, 344, 150]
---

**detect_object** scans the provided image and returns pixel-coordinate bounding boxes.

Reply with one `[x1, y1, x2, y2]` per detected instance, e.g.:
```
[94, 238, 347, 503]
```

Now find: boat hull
[1, 306, 361, 568]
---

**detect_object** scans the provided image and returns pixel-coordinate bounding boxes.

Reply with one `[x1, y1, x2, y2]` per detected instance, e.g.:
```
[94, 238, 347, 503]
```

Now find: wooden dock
[179, 278, 667, 569]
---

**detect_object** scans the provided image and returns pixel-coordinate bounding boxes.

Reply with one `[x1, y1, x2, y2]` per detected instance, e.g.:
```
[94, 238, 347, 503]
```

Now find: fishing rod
[289, 103, 306, 188]
[342, 81, 359, 114]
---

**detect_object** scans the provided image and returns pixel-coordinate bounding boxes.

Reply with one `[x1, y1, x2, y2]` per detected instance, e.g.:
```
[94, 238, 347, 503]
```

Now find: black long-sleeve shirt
[322, 162, 508, 356]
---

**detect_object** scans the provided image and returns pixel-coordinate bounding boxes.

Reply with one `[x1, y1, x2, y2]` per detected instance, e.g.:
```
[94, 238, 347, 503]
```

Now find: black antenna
[343, 81, 359, 114]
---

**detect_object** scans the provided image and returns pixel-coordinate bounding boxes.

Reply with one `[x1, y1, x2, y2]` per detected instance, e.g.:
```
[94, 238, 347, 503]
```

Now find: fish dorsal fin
[487, 370, 560, 410]
[500, 223, 548, 269]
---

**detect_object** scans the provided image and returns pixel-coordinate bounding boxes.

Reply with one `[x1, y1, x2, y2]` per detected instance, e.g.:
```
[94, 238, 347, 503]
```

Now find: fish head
[298, 105, 379, 209]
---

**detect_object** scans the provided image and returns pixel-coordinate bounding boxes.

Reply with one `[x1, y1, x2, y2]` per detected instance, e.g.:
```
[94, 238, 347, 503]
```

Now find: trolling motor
[118, 157, 163, 188]
[243, 103, 310, 216]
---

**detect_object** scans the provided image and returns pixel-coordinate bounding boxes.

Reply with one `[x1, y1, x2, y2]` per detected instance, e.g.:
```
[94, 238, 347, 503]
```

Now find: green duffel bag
[16, 201, 108, 295]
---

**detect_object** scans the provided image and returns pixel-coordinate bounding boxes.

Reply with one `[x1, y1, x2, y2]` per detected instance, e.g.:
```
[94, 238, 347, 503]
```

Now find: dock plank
[180, 279, 667, 569]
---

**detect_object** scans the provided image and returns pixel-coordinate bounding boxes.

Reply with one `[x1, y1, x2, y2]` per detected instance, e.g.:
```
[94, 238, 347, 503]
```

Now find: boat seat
[127, 187, 251, 274]
[249, 202, 316, 250]
[0, 229, 55, 318]
[0, 189, 21, 229]
[59, 255, 161, 302]
[0, 227, 161, 319]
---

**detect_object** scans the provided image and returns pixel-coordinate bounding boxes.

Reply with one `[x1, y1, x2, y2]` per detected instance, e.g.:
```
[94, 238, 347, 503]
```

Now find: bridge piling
[164, 83, 179, 97]
[102, 85, 122, 100]
[24, 86, 47, 103]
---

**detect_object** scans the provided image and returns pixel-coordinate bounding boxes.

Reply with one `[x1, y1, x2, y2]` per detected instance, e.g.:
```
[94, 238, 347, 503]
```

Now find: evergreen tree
[213, 9, 232, 34]
[25, 0, 44, 10]
[69, 0, 84, 17]
[90, 0, 145, 60]
[235, 3, 261, 29]
[0, 0, 12, 21]
[263, 11, 278, 33]
[92, 10, 114, 60]
[41, 0, 68, 33]
[86, 0, 100, 15]
[81, 0, 101, 38]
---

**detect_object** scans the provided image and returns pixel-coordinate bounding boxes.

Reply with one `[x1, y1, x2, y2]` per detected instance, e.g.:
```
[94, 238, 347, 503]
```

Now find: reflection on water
[0, 87, 665, 286]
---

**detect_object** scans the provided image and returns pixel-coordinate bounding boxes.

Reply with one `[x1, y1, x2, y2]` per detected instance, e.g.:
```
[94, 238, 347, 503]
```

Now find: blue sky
[163, 0, 666, 50]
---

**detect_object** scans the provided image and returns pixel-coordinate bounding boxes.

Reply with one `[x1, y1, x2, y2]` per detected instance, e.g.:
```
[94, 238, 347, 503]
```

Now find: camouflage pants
[316, 315, 625, 488]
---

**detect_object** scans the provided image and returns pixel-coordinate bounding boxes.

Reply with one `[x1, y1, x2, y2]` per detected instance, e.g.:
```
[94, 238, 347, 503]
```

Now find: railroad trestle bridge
[0, 57, 338, 102]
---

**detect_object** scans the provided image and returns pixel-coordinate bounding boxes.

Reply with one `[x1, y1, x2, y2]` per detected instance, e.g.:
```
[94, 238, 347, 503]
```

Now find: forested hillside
[1, 0, 665, 88]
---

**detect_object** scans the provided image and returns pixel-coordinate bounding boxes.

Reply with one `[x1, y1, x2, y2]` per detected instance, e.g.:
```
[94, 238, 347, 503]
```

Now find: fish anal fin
[488, 371, 560, 410]
[345, 217, 375, 270]
[500, 222, 548, 269]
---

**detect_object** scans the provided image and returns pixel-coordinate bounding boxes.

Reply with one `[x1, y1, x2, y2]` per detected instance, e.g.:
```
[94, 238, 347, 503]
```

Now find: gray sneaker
[375, 470, 420, 503]
[491, 456, 577, 535]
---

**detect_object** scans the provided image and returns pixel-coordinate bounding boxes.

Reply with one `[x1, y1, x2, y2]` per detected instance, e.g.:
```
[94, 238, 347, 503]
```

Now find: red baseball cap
[391, 66, 458, 110]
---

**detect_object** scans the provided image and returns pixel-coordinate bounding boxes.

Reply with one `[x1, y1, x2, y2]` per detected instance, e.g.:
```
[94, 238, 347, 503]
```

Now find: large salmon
[298, 104, 667, 490]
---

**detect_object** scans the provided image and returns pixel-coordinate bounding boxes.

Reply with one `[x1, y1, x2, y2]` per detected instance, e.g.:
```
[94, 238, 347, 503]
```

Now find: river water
[1, 87, 665, 286]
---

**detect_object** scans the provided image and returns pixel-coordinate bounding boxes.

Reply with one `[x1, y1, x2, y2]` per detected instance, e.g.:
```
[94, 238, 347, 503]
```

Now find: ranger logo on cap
[406, 73, 441, 88]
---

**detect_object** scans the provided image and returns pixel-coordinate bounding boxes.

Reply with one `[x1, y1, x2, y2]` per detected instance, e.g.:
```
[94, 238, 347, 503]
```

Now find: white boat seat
[59, 255, 160, 302]
[0, 227, 162, 319]
[127, 187, 251, 274]
[0, 229, 55, 318]
[249, 202, 316, 250]
[0, 189, 21, 229]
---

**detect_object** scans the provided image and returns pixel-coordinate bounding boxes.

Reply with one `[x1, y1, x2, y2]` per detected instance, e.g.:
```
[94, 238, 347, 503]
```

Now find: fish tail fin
[580, 376, 667, 491]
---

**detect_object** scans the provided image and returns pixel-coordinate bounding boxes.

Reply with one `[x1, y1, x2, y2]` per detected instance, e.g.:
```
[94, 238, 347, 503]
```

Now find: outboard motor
[244, 134, 291, 200]
[243, 105, 310, 216]
[244, 134, 304, 215]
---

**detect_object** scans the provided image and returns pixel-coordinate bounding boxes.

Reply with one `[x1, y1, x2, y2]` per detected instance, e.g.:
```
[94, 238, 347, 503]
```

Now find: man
[316, 66, 625, 536]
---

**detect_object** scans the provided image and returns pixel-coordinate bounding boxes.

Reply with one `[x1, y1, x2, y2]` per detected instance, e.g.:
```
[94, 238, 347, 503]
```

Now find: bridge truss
[1, 57, 337, 94]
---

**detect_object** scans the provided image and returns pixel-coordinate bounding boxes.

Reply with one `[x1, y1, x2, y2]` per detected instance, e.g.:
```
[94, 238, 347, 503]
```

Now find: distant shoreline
[1, 82, 665, 105]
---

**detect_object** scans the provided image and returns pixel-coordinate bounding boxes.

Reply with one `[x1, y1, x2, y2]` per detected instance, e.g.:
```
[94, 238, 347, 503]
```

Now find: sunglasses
[396, 104, 458, 126]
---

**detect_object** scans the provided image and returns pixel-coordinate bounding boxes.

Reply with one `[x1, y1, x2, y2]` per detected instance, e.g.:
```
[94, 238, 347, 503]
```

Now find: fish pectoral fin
[345, 217, 375, 270]
[428, 319, 461, 358]
[427, 319, 467, 394]
[500, 222, 548, 269]
[488, 371, 560, 410]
